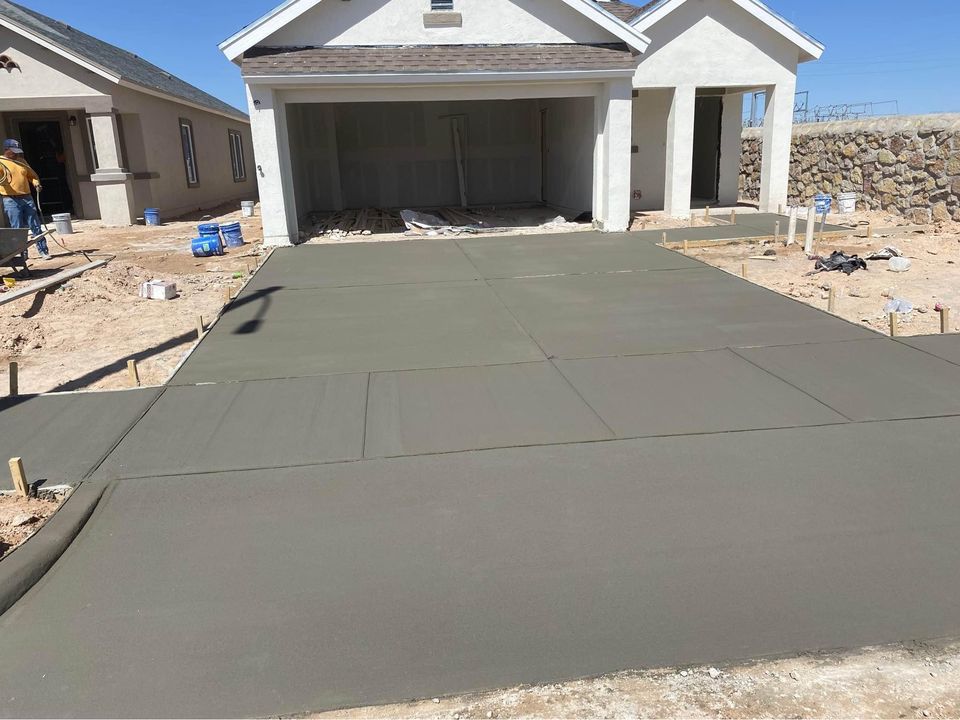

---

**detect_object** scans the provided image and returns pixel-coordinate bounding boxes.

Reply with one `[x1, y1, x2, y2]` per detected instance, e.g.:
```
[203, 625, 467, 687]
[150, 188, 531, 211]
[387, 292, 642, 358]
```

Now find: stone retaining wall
[740, 114, 960, 223]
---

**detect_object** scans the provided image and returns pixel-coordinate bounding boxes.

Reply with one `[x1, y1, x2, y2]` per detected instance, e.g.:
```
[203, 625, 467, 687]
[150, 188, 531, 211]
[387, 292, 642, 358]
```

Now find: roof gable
[0, 0, 247, 120]
[630, 0, 823, 61]
[220, 0, 651, 61]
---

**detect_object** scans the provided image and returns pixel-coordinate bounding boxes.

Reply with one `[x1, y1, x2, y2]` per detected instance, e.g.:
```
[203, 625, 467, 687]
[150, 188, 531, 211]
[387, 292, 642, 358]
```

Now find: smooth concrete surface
[0, 389, 161, 485]
[456, 231, 702, 279]
[489, 269, 875, 359]
[173, 281, 546, 385]
[364, 362, 614, 458]
[738, 338, 960, 421]
[901, 334, 960, 367]
[243, 239, 481, 293]
[555, 350, 847, 437]
[95, 375, 368, 479]
[2, 418, 960, 718]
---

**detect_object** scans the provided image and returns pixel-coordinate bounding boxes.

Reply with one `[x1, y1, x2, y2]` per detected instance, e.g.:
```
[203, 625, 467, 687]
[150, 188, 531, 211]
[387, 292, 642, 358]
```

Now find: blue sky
[19, 0, 960, 116]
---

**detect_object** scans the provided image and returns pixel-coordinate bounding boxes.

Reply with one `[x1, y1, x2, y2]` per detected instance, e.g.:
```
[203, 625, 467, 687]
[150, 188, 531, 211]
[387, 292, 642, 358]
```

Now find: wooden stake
[774, 221, 781, 245]
[828, 286, 837, 313]
[741, 263, 748, 279]
[786, 206, 798, 246]
[661, 231, 667, 247]
[730, 209, 737, 225]
[705, 206, 710, 219]
[941, 307, 951, 334]
[127, 359, 140, 387]
[778, 203, 784, 216]
[223, 286, 232, 304]
[8, 457, 28, 498]
[8, 361, 17, 398]
[889, 313, 899, 337]
[866, 223, 873, 239]
[196, 315, 205, 340]
[682, 239, 689, 254]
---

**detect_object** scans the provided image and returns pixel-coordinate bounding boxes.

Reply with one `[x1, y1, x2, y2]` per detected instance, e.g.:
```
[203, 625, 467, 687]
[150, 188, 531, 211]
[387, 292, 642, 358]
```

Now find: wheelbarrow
[0, 228, 53, 278]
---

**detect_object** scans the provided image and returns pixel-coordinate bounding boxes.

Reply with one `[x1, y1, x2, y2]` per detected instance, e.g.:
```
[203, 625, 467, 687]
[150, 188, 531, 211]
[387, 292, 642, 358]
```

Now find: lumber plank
[0, 259, 110, 308]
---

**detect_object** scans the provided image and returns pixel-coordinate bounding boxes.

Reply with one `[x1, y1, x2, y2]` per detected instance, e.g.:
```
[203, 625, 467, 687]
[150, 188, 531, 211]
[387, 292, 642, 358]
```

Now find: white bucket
[51, 213, 74, 234]
[241, 201, 255, 218]
[837, 192, 857, 215]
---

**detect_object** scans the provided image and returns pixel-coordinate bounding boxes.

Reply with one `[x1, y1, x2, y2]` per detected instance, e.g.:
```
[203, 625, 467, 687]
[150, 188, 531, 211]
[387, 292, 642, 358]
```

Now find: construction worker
[1, 139, 49, 259]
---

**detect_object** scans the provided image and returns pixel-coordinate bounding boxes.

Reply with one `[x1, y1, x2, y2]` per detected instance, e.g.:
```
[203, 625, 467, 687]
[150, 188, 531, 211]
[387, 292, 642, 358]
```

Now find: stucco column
[717, 92, 744, 206]
[759, 79, 796, 213]
[87, 110, 136, 226]
[247, 85, 298, 246]
[663, 85, 696, 218]
[592, 78, 633, 232]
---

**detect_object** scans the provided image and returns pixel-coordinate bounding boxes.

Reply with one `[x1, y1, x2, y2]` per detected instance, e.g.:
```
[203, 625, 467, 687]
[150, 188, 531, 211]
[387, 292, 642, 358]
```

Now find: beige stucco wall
[0, 24, 255, 222]
[263, 0, 620, 47]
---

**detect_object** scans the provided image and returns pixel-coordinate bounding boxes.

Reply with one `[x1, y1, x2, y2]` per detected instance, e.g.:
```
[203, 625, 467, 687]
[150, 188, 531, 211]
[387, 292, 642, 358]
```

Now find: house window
[431, 0, 453, 9]
[179, 118, 199, 187]
[228, 130, 246, 182]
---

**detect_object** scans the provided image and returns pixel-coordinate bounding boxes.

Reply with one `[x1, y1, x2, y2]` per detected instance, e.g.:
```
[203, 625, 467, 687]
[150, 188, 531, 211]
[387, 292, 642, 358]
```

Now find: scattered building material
[138, 280, 178, 300]
[807, 251, 867, 276]
[0, 258, 111, 308]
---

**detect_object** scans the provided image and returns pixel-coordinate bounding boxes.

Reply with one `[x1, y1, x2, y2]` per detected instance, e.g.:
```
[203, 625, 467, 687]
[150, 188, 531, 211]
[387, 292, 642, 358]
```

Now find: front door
[17, 120, 75, 216]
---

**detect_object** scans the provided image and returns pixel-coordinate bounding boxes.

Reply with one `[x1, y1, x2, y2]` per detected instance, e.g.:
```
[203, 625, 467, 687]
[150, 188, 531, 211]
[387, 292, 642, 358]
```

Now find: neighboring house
[221, 0, 822, 246]
[0, 0, 256, 226]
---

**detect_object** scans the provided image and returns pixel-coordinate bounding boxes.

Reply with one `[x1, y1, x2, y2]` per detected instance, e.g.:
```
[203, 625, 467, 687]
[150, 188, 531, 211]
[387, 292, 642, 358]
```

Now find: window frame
[228, 129, 246, 183]
[179, 117, 200, 188]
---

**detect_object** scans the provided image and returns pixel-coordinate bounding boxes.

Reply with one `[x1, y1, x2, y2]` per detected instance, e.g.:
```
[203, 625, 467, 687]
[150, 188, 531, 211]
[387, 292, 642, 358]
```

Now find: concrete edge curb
[0, 481, 106, 617]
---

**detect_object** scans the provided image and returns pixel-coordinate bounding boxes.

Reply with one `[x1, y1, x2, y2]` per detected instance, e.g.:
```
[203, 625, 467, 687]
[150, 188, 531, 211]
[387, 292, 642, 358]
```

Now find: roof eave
[0, 14, 121, 83]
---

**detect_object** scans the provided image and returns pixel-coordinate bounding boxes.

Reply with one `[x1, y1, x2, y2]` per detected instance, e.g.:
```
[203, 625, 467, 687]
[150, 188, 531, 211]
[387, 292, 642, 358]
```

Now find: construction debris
[807, 251, 868, 276]
[138, 280, 178, 300]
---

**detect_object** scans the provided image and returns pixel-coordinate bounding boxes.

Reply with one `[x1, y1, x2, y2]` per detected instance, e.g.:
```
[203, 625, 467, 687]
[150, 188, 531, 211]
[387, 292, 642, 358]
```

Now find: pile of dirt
[0, 489, 68, 559]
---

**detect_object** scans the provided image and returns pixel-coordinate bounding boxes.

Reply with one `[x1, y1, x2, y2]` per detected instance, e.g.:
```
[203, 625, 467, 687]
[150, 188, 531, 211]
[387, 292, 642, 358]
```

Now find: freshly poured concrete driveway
[3, 229, 960, 718]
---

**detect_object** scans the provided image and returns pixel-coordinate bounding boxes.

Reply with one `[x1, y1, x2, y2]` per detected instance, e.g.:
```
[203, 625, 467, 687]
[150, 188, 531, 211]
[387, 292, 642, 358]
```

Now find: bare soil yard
[0, 203, 263, 394]
[0, 488, 68, 559]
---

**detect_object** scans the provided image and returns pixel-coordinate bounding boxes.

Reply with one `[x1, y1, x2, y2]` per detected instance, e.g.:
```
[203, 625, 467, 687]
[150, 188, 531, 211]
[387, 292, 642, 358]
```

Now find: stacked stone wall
[740, 114, 960, 223]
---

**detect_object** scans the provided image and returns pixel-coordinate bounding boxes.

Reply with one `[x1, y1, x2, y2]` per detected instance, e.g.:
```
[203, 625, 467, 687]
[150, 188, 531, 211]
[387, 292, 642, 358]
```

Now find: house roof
[242, 43, 638, 77]
[0, 0, 248, 120]
[628, 0, 824, 62]
[221, 0, 652, 61]
[592, 1, 649, 23]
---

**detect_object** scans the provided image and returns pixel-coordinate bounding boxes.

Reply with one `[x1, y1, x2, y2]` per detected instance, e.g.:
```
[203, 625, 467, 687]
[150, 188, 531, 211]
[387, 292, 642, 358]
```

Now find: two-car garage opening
[285, 98, 596, 237]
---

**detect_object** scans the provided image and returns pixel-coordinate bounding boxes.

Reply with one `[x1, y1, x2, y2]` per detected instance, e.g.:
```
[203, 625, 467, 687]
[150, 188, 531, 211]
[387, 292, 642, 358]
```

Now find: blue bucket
[814, 193, 833, 214]
[221, 221, 245, 248]
[144, 208, 161, 226]
[192, 236, 224, 258]
[198, 222, 221, 238]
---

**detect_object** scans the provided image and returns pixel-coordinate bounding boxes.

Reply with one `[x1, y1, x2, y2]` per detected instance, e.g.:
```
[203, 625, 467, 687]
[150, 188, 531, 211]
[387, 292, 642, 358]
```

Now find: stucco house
[220, 0, 823, 246]
[0, 0, 256, 226]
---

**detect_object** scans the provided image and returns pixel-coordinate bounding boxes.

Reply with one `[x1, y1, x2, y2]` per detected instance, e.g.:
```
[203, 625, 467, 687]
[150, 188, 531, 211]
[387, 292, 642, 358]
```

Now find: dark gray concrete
[738, 338, 960, 421]
[900, 334, 960, 366]
[2, 418, 959, 718]
[173, 281, 546, 385]
[456, 231, 701, 279]
[490, 269, 874, 359]
[243, 239, 480, 293]
[364, 362, 614, 458]
[555, 350, 847, 437]
[0, 389, 161, 485]
[711, 212, 851, 234]
[95, 375, 368, 479]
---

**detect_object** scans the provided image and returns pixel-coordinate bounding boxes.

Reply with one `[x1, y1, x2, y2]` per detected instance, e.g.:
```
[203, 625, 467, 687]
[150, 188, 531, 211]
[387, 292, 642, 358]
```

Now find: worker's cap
[2, 139, 24, 154]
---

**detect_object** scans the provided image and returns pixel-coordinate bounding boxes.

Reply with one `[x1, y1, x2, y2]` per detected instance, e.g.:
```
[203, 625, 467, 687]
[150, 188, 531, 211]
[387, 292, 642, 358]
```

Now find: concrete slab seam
[893, 336, 960, 368]
[83, 387, 169, 481]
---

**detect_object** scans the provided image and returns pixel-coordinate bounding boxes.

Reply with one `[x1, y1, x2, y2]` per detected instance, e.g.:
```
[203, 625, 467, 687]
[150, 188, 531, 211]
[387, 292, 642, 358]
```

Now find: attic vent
[431, 0, 454, 9]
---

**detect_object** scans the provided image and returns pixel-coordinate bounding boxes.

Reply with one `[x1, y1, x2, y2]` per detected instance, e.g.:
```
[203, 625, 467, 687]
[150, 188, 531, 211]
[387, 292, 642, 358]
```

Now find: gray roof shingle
[593, 1, 649, 23]
[0, 0, 246, 120]
[242, 43, 637, 76]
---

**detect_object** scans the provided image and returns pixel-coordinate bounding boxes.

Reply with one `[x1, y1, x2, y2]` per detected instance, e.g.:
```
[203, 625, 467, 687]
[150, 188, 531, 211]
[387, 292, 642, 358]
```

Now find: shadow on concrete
[231, 286, 281, 335]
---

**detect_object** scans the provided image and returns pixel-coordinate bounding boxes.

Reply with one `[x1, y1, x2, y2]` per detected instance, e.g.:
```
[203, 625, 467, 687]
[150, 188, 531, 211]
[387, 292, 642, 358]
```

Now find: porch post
[247, 85, 298, 246]
[717, 92, 744, 206]
[87, 109, 136, 226]
[758, 79, 796, 213]
[663, 85, 696, 218]
[593, 78, 633, 232]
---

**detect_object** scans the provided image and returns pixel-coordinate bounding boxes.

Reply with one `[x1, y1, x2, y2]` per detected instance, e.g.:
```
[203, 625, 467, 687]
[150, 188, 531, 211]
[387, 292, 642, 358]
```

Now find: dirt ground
[687, 209, 960, 338]
[0, 203, 264, 394]
[314, 640, 960, 720]
[0, 487, 68, 559]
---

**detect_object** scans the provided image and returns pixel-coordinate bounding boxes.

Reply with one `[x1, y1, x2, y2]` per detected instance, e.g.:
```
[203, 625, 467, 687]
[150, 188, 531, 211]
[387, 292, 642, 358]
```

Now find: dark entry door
[17, 120, 74, 216]
[690, 97, 723, 203]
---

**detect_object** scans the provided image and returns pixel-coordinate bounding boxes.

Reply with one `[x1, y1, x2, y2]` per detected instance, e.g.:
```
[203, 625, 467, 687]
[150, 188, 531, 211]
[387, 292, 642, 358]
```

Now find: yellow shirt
[0, 157, 40, 197]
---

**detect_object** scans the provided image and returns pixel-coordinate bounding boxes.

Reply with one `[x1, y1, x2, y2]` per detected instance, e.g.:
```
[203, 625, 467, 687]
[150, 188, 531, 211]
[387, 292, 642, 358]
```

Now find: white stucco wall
[630, 88, 670, 211]
[263, 0, 620, 47]
[0, 26, 106, 98]
[633, 0, 800, 88]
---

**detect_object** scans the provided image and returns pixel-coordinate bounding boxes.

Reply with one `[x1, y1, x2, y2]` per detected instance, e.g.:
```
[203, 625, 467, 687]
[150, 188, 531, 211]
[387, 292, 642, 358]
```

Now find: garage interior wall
[287, 97, 595, 220]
